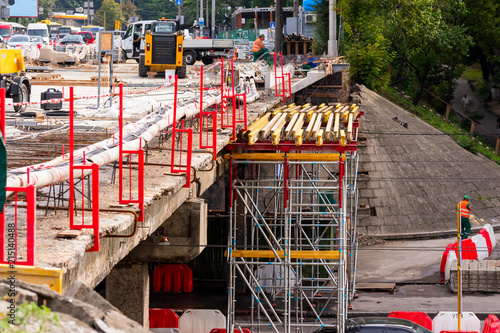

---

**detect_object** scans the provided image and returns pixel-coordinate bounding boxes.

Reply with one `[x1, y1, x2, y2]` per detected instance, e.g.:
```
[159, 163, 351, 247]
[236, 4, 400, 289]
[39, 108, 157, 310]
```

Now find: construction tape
[7, 60, 223, 107]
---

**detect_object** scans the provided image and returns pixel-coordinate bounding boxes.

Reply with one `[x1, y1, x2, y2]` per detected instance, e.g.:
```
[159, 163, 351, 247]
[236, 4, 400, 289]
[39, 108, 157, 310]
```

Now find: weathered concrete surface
[128, 198, 207, 262]
[106, 262, 149, 328]
[31, 96, 280, 294]
[0, 279, 150, 332]
[357, 85, 500, 237]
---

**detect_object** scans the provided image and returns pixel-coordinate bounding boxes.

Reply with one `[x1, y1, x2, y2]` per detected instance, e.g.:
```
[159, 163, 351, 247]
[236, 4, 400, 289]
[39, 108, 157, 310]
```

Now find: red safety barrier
[274, 51, 292, 102]
[152, 264, 193, 293]
[388, 311, 432, 330]
[440, 243, 457, 273]
[483, 315, 500, 333]
[171, 75, 193, 188]
[149, 308, 179, 328]
[199, 65, 218, 156]
[441, 331, 478, 333]
[458, 239, 478, 260]
[220, 59, 248, 140]
[0, 185, 37, 266]
[68, 87, 100, 252]
[440, 238, 479, 273]
[479, 228, 493, 254]
[210, 329, 252, 333]
[118, 84, 144, 221]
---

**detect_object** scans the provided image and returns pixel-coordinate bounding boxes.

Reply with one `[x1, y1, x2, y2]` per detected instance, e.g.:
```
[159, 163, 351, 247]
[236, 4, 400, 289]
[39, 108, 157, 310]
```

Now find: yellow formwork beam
[317, 129, 324, 146]
[0, 264, 63, 293]
[333, 113, 340, 140]
[325, 111, 334, 141]
[306, 106, 318, 122]
[340, 129, 346, 146]
[295, 129, 304, 146]
[347, 113, 354, 141]
[227, 250, 340, 260]
[352, 105, 360, 118]
[342, 108, 350, 124]
[224, 152, 342, 161]
[284, 112, 300, 139]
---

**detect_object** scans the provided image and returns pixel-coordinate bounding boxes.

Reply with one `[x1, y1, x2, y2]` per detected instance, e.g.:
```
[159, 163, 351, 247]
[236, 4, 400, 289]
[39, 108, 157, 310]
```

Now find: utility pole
[275, 0, 283, 54]
[211, 0, 215, 38]
[200, 0, 203, 36]
[196, 0, 199, 36]
[206, 0, 208, 36]
[293, 0, 298, 17]
[327, 0, 338, 58]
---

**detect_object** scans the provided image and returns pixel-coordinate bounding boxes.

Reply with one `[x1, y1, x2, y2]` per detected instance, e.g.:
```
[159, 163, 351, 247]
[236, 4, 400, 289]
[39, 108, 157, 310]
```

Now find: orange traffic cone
[233, 47, 238, 60]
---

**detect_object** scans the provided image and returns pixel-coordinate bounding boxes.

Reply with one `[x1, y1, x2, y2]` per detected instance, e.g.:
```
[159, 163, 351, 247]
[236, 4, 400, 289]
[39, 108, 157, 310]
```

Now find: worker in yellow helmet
[459, 195, 472, 239]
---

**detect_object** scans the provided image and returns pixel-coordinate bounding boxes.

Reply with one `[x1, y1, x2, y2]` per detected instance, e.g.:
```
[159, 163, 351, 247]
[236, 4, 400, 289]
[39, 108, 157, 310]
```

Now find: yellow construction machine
[0, 49, 30, 112]
[139, 19, 186, 79]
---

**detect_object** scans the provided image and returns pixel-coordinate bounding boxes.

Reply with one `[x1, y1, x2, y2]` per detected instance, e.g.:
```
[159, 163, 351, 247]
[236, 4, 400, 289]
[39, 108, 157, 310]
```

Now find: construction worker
[459, 195, 472, 239]
[252, 34, 271, 65]
[301, 52, 318, 70]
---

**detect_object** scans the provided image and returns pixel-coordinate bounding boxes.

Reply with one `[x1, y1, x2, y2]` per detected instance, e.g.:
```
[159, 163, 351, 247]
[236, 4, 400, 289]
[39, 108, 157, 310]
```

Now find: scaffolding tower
[226, 103, 362, 332]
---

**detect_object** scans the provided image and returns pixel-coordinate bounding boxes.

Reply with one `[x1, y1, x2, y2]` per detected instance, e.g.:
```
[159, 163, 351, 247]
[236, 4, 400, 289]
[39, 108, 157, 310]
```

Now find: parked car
[313, 317, 434, 333]
[30, 36, 46, 47]
[7, 34, 31, 48]
[77, 31, 94, 44]
[56, 34, 84, 52]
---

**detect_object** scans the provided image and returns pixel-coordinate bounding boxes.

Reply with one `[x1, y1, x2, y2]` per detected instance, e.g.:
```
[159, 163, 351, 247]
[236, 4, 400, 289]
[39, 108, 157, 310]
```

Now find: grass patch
[380, 86, 500, 166]
[462, 67, 489, 97]
[462, 67, 482, 82]
[0, 302, 59, 333]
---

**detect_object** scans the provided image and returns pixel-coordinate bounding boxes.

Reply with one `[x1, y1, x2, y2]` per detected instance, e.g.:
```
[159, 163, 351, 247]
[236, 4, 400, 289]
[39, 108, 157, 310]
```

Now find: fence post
[469, 122, 475, 137]
[496, 138, 500, 155]
[445, 104, 450, 122]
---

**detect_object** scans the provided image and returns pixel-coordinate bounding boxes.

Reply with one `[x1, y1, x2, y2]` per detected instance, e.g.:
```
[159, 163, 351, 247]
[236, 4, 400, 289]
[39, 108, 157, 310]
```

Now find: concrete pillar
[106, 262, 149, 328]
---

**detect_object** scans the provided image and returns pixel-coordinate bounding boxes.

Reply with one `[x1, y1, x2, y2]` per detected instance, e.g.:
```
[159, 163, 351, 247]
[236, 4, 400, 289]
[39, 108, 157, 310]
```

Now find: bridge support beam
[106, 261, 150, 328]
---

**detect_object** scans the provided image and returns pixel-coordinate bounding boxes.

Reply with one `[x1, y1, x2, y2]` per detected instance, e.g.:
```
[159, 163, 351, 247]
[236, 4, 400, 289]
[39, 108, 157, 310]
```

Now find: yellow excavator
[0, 49, 30, 112]
[139, 19, 186, 79]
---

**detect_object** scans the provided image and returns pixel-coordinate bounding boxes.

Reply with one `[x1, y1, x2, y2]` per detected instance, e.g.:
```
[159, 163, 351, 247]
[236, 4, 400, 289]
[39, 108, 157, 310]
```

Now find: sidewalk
[350, 234, 500, 319]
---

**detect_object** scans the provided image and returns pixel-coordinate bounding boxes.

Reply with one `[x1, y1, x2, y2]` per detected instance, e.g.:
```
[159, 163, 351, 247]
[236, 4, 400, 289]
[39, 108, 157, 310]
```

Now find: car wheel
[201, 56, 214, 65]
[184, 51, 196, 65]
[13, 83, 29, 113]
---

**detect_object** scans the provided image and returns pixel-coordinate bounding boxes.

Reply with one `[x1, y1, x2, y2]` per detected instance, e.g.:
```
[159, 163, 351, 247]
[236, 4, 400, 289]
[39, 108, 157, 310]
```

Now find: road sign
[270, 22, 275, 30]
[175, 0, 182, 5]
[199, 17, 204, 26]
[115, 21, 120, 31]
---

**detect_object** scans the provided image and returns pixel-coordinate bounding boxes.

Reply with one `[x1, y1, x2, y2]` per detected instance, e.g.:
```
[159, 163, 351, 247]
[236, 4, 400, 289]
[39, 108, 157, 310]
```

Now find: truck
[121, 19, 234, 65]
[0, 49, 31, 113]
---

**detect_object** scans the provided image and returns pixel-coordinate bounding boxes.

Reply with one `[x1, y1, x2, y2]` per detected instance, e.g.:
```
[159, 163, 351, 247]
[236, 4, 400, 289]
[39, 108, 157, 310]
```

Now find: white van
[27, 23, 49, 45]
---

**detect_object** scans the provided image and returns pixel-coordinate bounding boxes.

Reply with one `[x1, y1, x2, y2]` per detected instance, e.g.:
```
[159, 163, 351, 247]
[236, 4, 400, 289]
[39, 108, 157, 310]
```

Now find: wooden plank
[333, 113, 340, 140]
[347, 113, 353, 141]
[356, 282, 396, 293]
[57, 229, 83, 238]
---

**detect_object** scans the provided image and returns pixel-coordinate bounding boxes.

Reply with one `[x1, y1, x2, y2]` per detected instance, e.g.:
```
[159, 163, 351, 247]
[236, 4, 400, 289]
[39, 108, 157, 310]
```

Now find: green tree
[461, 0, 500, 94]
[94, 0, 125, 30]
[337, 0, 393, 91]
[385, 0, 472, 105]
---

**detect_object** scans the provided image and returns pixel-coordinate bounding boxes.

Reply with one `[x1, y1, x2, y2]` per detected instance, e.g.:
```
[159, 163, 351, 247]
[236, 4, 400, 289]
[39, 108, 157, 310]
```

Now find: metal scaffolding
[226, 103, 362, 332]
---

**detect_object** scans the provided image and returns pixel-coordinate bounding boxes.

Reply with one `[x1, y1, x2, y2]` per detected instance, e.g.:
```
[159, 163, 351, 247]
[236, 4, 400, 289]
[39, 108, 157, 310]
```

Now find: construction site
[0, 47, 500, 333]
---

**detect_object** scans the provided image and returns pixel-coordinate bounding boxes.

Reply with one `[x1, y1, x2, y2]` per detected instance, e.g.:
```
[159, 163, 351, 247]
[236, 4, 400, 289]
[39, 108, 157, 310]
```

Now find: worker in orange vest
[252, 34, 271, 66]
[459, 195, 472, 239]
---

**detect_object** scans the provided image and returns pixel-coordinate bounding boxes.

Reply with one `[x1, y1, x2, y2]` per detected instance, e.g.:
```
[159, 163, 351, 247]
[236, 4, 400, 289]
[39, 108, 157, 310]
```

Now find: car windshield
[154, 22, 175, 33]
[61, 35, 83, 42]
[28, 29, 48, 37]
[9, 36, 29, 43]
[79, 32, 92, 39]
[0, 28, 11, 37]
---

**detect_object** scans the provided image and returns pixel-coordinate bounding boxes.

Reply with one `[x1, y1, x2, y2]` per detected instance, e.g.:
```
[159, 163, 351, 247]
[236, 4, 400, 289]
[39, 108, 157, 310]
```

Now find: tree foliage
[93, 0, 125, 30]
